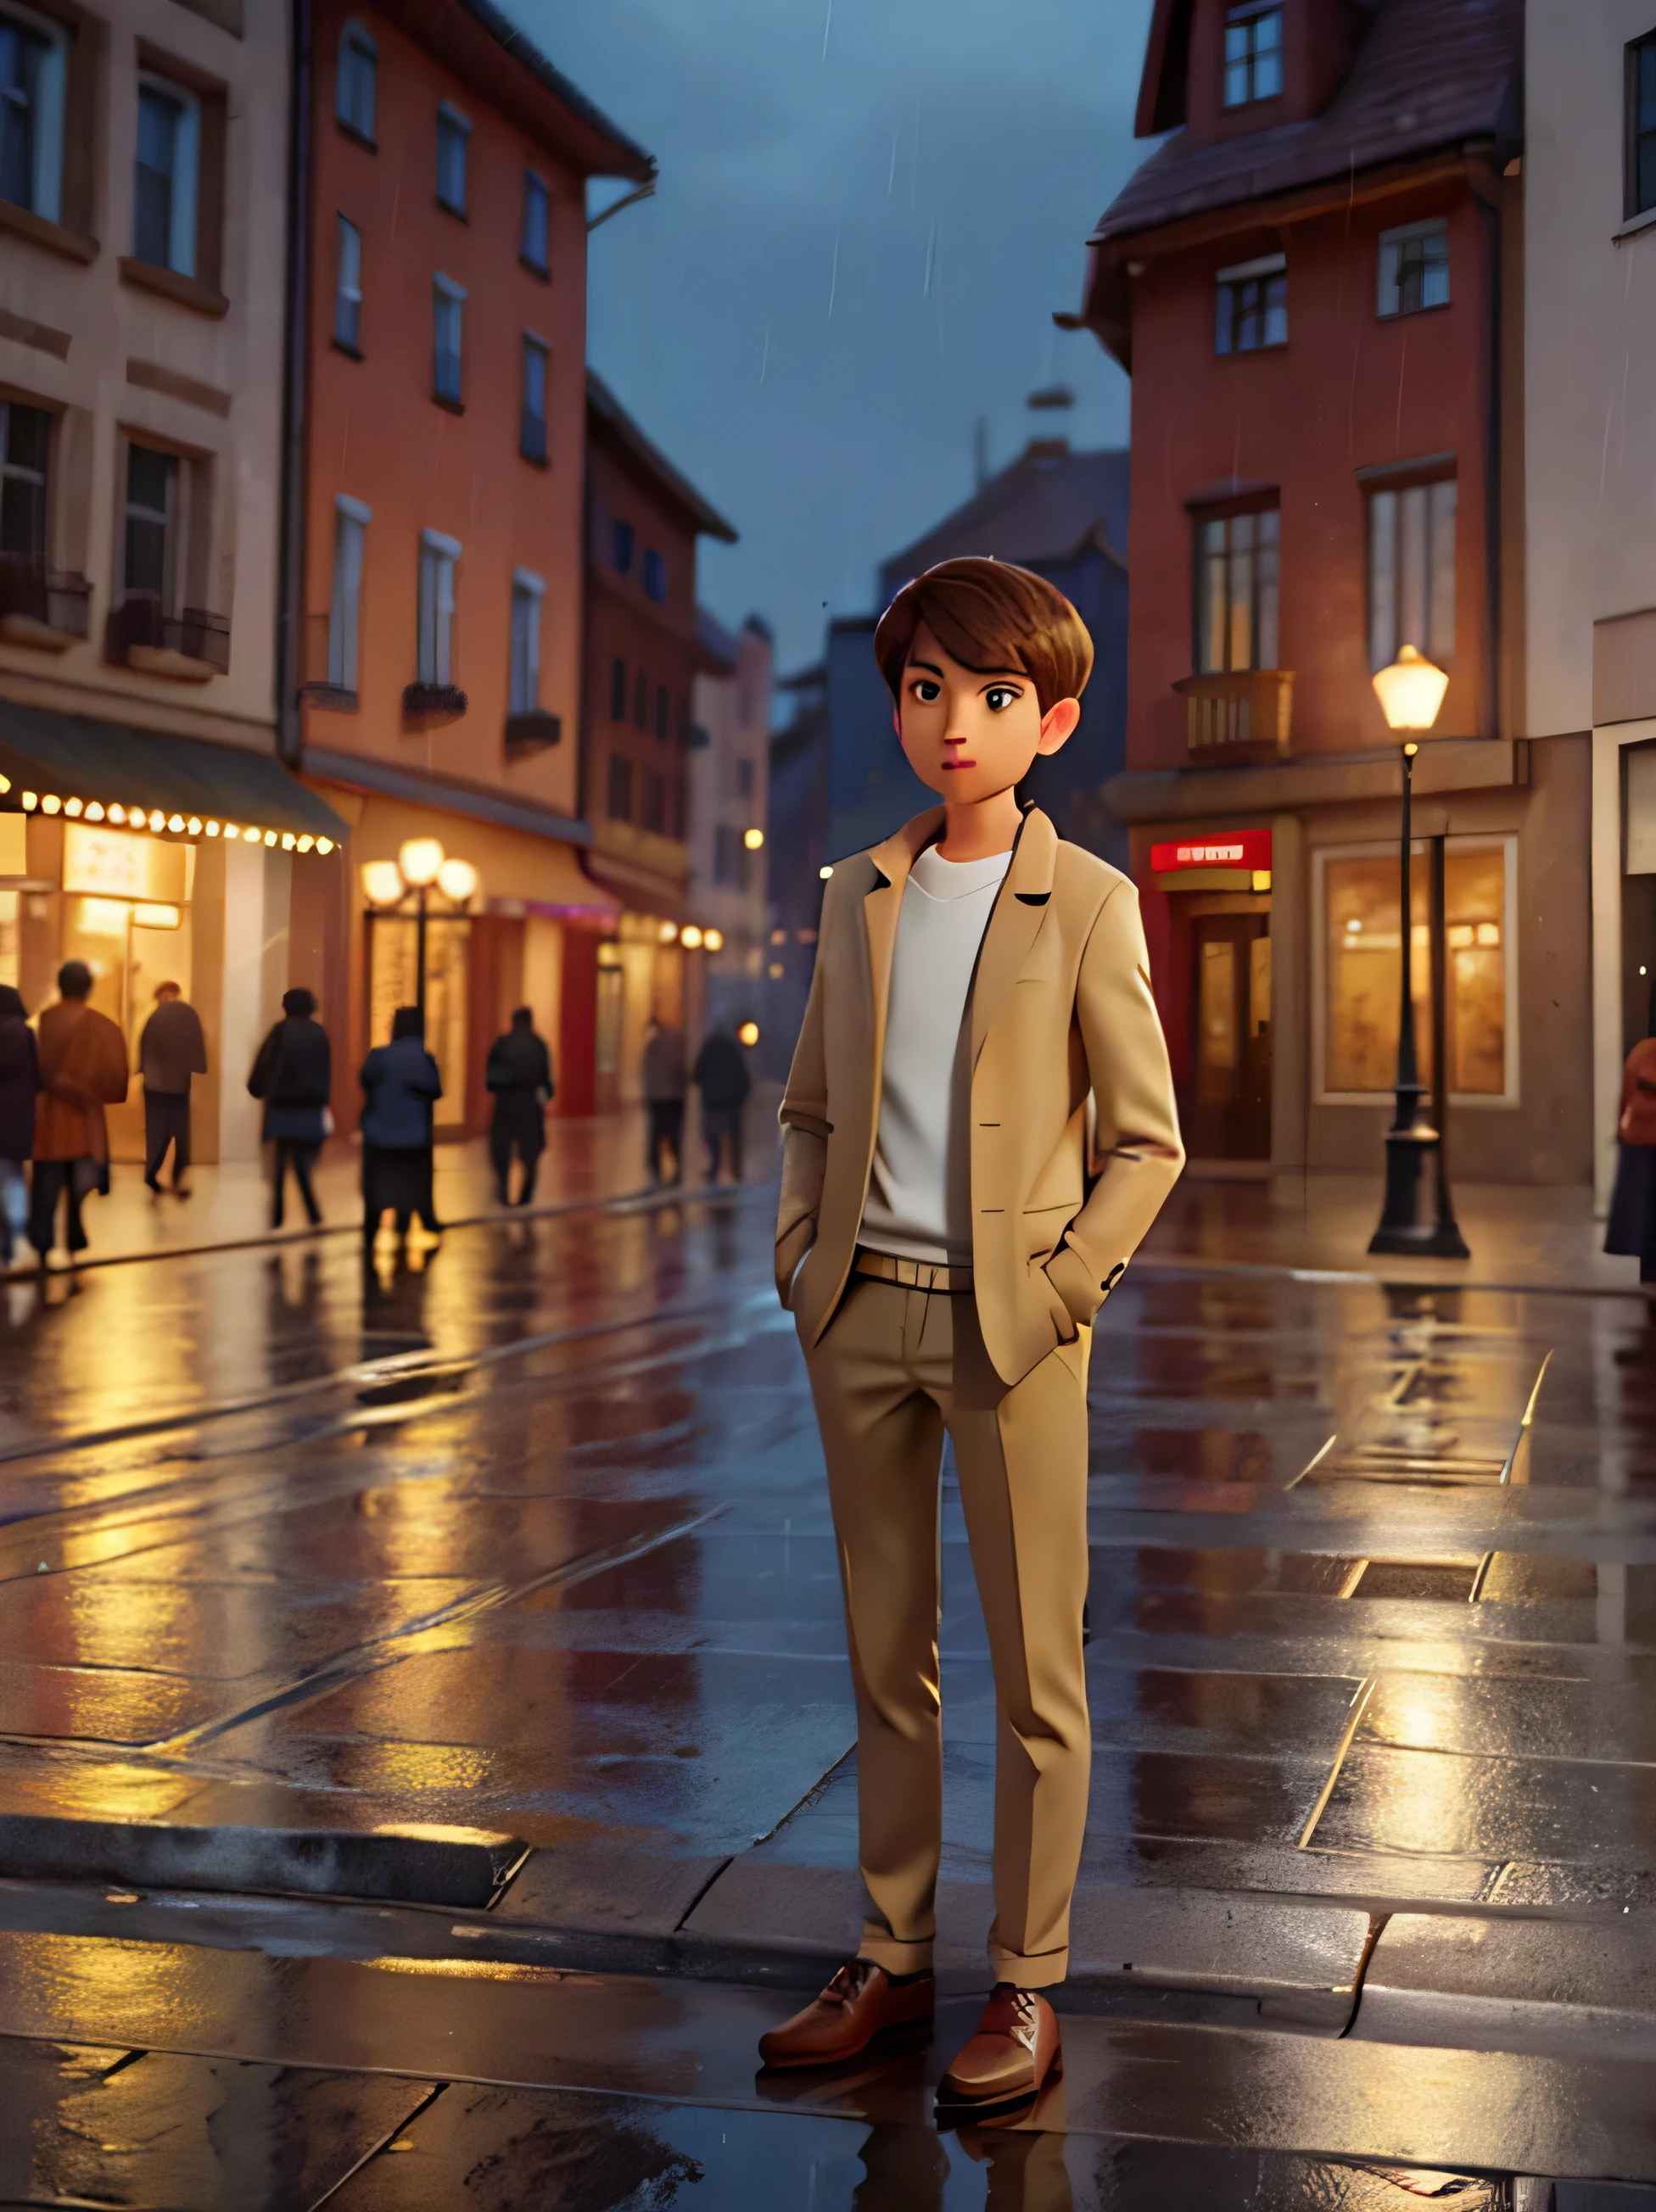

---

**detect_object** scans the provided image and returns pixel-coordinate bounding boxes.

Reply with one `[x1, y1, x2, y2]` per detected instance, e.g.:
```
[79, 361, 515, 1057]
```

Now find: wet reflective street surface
[1, 1192, 1655, 2205]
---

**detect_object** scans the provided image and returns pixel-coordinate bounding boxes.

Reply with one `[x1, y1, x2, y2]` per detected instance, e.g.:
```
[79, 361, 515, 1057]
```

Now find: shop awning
[0, 701, 349, 845]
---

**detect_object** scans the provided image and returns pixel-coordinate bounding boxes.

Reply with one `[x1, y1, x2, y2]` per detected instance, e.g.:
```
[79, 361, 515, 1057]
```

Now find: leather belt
[853, 1248, 974, 1293]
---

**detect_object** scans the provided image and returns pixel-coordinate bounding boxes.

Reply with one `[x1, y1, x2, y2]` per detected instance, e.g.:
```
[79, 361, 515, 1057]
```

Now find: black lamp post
[1368, 647, 1469, 1260]
[361, 838, 478, 1024]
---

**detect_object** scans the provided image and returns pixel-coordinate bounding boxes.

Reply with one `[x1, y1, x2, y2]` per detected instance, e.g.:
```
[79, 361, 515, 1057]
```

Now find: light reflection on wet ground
[0, 1195, 1655, 2200]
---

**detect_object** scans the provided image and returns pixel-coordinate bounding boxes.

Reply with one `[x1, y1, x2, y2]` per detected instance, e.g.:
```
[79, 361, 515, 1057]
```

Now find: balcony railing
[402, 680, 468, 726]
[505, 709, 560, 761]
[105, 596, 230, 679]
[1173, 668, 1293, 762]
[0, 554, 91, 648]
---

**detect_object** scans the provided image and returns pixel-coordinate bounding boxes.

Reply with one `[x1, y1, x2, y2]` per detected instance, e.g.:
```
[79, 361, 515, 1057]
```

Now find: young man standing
[761, 558, 1183, 2104]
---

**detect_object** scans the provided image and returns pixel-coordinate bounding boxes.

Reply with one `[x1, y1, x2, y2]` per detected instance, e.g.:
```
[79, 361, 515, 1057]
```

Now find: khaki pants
[803, 1271, 1091, 1988]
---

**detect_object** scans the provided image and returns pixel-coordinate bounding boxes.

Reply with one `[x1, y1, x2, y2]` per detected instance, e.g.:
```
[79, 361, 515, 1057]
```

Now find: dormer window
[1223, 3, 1284, 108]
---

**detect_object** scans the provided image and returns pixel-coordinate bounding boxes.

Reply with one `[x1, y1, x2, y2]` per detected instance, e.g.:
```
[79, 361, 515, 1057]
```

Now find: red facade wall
[1125, 182, 1493, 774]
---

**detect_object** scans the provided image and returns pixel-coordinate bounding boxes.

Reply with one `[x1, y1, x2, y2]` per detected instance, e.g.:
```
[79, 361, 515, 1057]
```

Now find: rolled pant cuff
[859, 1924, 933, 1977]
[988, 1945, 1067, 1991]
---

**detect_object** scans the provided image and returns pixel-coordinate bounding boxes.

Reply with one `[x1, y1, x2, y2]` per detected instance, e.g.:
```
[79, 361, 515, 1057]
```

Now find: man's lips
[941, 757, 975, 770]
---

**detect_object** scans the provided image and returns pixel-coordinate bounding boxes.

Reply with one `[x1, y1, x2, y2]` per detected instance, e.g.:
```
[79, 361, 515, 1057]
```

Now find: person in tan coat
[30, 959, 129, 1266]
[758, 560, 1183, 2106]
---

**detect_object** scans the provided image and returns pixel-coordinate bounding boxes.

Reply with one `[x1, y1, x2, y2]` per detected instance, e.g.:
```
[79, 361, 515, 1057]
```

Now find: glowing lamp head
[742, 827, 764, 851]
[1371, 644, 1449, 735]
[361, 860, 406, 907]
[819, 864, 833, 880]
[702, 927, 724, 952]
[397, 835, 445, 887]
[657, 920, 678, 944]
[435, 856, 478, 902]
[737, 1020, 759, 1047]
[680, 924, 704, 949]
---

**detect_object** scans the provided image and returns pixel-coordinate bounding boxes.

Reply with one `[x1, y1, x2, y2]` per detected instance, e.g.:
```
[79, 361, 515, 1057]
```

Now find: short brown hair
[874, 556, 1093, 714]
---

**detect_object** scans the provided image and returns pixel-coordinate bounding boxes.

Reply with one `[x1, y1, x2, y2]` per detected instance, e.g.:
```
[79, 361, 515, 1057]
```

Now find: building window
[435, 101, 469, 216]
[1216, 253, 1286, 354]
[0, 401, 49, 558]
[1194, 502, 1279, 673]
[1378, 219, 1449, 317]
[1629, 31, 1656, 218]
[610, 655, 626, 720]
[607, 754, 632, 822]
[520, 335, 547, 463]
[336, 19, 375, 142]
[124, 442, 176, 605]
[333, 215, 362, 350]
[417, 528, 459, 685]
[1367, 475, 1456, 672]
[642, 546, 667, 602]
[0, 9, 65, 224]
[134, 76, 199, 276]
[633, 667, 648, 729]
[641, 768, 665, 834]
[1223, 3, 1283, 107]
[1320, 842, 1512, 1100]
[327, 496, 367, 694]
[655, 682, 669, 742]
[736, 757, 754, 799]
[522, 169, 549, 273]
[432, 275, 464, 405]
[509, 567, 543, 716]
[613, 519, 634, 575]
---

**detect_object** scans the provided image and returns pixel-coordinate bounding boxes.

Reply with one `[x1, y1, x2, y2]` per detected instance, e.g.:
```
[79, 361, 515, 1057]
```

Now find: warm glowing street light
[702, 927, 724, 952]
[742, 827, 765, 851]
[362, 860, 404, 906]
[737, 1020, 759, 1046]
[436, 856, 479, 902]
[1371, 643, 1450, 733]
[819, 864, 833, 880]
[680, 924, 704, 949]
[366, 839, 478, 1018]
[398, 836, 445, 887]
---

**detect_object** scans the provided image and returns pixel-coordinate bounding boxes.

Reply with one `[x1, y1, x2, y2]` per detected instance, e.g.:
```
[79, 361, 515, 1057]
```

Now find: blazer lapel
[863, 807, 943, 1123]
[971, 807, 1058, 1067]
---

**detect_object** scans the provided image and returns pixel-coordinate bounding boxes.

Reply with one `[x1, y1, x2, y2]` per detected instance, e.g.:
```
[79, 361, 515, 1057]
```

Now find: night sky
[525, 0, 1155, 679]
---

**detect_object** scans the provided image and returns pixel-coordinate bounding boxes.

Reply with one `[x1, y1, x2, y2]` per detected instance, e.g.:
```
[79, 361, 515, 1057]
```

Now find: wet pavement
[0, 1177, 1654, 2204]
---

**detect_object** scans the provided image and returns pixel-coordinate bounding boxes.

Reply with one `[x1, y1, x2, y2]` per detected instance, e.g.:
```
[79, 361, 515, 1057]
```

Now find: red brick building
[1084, 0, 1591, 1187]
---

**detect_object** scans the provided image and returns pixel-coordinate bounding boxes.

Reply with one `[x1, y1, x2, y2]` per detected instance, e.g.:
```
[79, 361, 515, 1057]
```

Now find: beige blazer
[776, 805, 1184, 1387]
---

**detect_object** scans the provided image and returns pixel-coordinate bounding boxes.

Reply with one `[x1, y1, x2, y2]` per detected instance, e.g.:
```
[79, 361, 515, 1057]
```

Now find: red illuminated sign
[1150, 830, 1273, 874]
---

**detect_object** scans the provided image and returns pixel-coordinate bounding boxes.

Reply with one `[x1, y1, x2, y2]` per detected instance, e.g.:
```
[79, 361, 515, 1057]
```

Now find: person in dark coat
[0, 984, 38, 1267]
[693, 1026, 752, 1184]
[485, 1006, 552, 1207]
[642, 1019, 686, 1187]
[360, 1004, 443, 1243]
[248, 987, 332, 1229]
[1608, 986, 1656, 1285]
[138, 980, 208, 1197]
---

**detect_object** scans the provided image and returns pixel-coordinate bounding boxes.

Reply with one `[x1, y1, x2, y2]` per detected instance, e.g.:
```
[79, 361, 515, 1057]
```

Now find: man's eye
[984, 686, 1018, 712]
[913, 680, 940, 702]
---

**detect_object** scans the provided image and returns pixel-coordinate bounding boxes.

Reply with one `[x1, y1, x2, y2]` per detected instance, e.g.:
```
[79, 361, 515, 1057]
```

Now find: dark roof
[879, 442, 1128, 595]
[696, 605, 741, 670]
[453, 0, 654, 177]
[1095, 0, 1521, 245]
[586, 371, 738, 544]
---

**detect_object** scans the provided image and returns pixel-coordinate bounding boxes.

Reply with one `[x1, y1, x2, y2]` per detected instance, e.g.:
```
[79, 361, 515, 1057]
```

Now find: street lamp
[1367, 647, 1469, 1260]
[361, 838, 479, 1019]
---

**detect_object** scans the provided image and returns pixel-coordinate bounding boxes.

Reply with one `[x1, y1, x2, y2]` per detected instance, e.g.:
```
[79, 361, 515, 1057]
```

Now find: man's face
[893, 622, 1079, 805]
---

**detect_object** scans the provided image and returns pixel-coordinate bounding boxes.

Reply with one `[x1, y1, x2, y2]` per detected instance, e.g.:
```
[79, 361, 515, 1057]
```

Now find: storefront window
[368, 913, 469, 1126]
[1323, 844, 1508, 1098]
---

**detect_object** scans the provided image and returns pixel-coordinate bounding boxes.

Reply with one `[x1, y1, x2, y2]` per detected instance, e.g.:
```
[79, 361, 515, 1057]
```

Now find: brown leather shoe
[757, 1958, 934, 2071]
[938, 1984, 1061, 2103]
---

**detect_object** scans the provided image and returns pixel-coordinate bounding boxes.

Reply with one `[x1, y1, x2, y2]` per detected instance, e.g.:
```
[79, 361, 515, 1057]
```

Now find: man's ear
[1036, 698, 1082, 757]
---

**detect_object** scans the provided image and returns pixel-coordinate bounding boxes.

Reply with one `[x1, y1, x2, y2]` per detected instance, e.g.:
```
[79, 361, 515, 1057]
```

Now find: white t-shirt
[858, 842, 1013, 1266]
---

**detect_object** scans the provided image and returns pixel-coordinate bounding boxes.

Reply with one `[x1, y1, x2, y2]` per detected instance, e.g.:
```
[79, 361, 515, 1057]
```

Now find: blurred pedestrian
[693, 1025, 751, 1184]
[642, 1017, 686, 1186]
[30, 959, 127, 1266]
[485, 1006, 552, 1207]
[0, 983, 38, 1267]
[360, 1004, 442, 1243]
[138, 980, 207, 1198]
[249, 987, 332, 1230]
[1608, 991, 1656, 1285]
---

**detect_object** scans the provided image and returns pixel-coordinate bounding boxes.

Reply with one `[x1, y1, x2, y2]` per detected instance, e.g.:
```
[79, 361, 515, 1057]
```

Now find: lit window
[0, 9, 65, 223]
[1194, 502, 1279, 673]
[642, 547, 667, 602]
[328, 496, 368, 693]
[1367, 476, 1456, 672]
[432, 274, 464, 404]
[435, 101, 469, 216]
[1223, 3, 1283, 108]
[0, 401, 49, 558]
[520, 335, 547, 462]
[134, 76, 199, 276]
[417, 528, 459, 685]
[1216, 253, 1286, 354]
[509, 568, 543, 716]
[336, 20, 376, 141]
[124, 443, 176, 604]
[522, 170, 549, 272]
[333, 215, 362, 349]
[1378, 219, 1449, 317]
[1322, 845, 1509, 1098]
